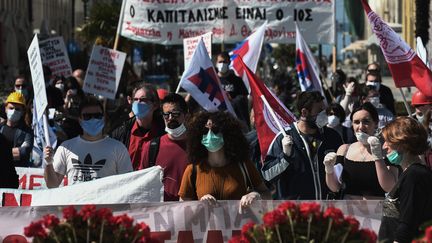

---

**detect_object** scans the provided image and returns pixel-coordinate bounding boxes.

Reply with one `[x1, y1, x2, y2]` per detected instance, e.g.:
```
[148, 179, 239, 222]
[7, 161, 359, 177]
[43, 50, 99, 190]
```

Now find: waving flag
[177, 39, 235, 116]
[237, 57, 296, 160]
[361, 0, 432, 96]
[230, 23, 267, 92]
[295, 23, 325, 98]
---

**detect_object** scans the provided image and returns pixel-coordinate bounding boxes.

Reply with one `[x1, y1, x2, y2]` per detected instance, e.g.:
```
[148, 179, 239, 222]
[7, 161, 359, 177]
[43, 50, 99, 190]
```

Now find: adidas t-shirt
[52, 136, 133, 185]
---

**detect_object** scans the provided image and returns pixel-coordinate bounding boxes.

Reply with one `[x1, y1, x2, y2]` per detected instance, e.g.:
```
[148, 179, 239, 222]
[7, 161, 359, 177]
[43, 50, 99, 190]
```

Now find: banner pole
[260, 95, 287, 137]
[42, 112, 51, 147]
[113, 0, 127, 50]
[399, 88, 413, 117]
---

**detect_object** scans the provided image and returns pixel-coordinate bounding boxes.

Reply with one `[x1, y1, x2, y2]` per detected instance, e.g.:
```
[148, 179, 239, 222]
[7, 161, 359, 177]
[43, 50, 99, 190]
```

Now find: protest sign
[27, 35, 48, 122]
[0, 200, 382, 242]
[184, 32, 212, 70]
[39, 37, 73, 78]
[119, 0, 334, 45]
[83, 45, 126, 99]
[0, 166, 163, 207]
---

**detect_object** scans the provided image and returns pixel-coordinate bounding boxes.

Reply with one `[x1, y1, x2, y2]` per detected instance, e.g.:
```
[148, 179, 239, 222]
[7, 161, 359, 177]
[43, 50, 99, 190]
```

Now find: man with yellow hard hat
[0, 92, 33, 167]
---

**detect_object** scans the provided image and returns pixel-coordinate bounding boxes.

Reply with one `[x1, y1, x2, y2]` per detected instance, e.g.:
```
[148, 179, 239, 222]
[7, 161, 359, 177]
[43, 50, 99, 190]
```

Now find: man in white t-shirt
[44, 96, 132, 188]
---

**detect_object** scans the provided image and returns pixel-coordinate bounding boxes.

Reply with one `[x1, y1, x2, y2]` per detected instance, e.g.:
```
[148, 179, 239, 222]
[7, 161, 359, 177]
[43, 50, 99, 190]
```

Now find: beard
[167, 120, 181, 129]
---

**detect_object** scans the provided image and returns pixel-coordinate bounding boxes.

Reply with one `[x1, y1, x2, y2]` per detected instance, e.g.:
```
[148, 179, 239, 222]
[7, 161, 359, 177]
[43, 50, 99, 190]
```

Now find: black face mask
[167, 120, 181, 129]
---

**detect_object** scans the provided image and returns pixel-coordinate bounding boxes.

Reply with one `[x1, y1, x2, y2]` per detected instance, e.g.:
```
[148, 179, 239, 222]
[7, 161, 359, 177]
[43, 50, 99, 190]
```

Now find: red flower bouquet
[24, 205, 157, 243]
[413, 221, 432, 243]
[230, 201, 377, 243]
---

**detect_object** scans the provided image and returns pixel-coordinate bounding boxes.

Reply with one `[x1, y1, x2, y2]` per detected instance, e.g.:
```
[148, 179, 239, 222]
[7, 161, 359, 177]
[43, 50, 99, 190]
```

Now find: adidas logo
[72, 154, 106, 172]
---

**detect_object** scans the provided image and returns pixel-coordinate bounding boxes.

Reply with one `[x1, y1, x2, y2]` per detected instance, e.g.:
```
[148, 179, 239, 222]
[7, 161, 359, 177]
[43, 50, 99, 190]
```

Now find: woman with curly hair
[379, 117, 432, 243]
[179, 111, 270, 210]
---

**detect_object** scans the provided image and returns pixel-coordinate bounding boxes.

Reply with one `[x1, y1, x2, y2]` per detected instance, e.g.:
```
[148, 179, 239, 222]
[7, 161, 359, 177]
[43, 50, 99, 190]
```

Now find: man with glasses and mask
[261, 91, 343, 200]
[365, 63, 396, 115]
[136, 93, 189, 201]
[109, 82, 165, 170]
[44, 96, 132, 188]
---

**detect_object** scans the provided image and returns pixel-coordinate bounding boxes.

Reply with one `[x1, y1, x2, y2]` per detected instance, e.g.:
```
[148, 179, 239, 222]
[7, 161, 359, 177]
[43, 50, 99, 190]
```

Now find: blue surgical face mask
[132, 101, 151, 119]
[201, 130, 224, 152]
[80, 118, 105, 137]
[386, 150, 402, 165]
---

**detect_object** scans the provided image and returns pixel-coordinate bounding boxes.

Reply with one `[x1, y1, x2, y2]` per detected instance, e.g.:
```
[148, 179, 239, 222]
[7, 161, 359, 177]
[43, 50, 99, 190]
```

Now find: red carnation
[277, 201, 297, 216]
[299, 202, 321, 219]
[62, 206, 77, 220]
[24, 220, 48, 239]
[112, 214, 134, 229]
[344, 216, 360, 233]
[425, 226, 432, 241]
[134, 222, 151, 239]
[96, 208, 113, 221]
[79, 205, 97, 221]
[359, 228, 377, 243]
[241, 221, 255, 236]
[263, 209, 287, 228]
[323, 207, 344, 224]
[42, 214, 60, 228]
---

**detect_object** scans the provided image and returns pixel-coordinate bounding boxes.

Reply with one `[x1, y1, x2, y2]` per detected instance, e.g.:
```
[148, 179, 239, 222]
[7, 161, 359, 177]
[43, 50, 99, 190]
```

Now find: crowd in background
[1, 54, 432, 242]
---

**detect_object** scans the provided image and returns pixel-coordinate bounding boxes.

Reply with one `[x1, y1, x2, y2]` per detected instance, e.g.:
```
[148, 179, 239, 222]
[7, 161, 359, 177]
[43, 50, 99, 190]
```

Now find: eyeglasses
[81, 112, 104, 121]
[162, 111, 182, 119]
[367, 69, 379, 72]
[133, 97, 152, 103]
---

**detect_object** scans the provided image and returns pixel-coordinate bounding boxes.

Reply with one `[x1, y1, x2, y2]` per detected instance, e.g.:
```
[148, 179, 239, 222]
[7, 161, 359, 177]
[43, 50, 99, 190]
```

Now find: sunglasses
[162, 111, 182, 119]
[15, 84, 25, 88]
[81, 112, 104, 121]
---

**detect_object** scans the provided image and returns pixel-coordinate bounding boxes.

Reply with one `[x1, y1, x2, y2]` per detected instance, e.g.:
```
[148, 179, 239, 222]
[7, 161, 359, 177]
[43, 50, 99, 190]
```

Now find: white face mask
[165, 123, 186, 138]
[368, 97, 380, 108]
[366, 81, 380, 91]
[7, 109, 22, 122]
[327, 115, 340, 128]
[55, 83, 64, 92]
[355, 131, 370, 145]
[216, 63, 229, 73]
[315, 110, 328, 128]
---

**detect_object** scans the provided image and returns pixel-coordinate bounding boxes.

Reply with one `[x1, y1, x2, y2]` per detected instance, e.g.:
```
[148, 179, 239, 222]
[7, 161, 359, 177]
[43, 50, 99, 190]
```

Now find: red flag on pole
[361, 0, 432, 96]
[237, 57, 296, 160]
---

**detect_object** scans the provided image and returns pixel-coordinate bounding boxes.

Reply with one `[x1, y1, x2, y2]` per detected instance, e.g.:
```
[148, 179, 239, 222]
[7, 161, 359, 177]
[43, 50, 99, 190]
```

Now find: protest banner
[15, 167, 67, 190]
[83, 45, 126, 99]
[119, 0, 334, 45]
[39, 37, 73, 78]
[184, 32, 212, 70]
[0, 166, 164, 207]
[27, 35, 48, 122]
[0, 200, 382, 242]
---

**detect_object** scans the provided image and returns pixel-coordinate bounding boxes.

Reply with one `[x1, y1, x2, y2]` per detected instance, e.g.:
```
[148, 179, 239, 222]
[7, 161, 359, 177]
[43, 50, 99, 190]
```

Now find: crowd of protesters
[1, 57, 432, 242]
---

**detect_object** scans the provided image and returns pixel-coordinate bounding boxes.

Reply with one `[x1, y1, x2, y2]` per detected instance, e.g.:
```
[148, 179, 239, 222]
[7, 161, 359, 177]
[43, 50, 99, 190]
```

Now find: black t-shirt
[219, 71, 248, 99]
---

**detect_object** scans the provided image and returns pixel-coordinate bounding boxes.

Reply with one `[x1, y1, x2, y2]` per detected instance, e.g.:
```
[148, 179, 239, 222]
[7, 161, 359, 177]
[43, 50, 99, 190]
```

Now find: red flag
[361, 0, 432, 96]
[237, 57, 297, 160]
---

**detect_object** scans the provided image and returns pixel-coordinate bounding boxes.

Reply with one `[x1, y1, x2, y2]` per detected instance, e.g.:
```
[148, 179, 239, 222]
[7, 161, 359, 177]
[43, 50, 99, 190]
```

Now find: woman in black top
[323, 103, 398, 199]
[379, 117, 432, 243]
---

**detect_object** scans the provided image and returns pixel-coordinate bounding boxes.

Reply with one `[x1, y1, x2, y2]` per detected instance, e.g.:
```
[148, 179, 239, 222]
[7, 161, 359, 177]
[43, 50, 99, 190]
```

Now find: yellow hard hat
[6, 92, 26, 106]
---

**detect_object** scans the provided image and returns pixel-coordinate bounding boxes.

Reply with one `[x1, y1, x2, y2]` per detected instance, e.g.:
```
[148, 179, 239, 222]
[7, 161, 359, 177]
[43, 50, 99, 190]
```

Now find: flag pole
[113, 0, 127, 50]
[399, 88, 413, 117]
[260, 95, 287, 137]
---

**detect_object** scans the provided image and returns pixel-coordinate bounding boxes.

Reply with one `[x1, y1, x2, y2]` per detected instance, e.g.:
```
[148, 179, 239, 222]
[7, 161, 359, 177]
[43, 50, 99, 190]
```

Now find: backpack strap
[148, 136, 161, 168]
[238, 162, 254, 192]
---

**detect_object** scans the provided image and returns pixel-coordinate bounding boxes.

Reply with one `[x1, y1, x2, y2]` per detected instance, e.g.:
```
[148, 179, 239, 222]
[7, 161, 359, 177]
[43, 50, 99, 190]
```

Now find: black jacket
[109, 116, 136, 149]
[0, 134, 19, 188]
[261, 123, 343, 200]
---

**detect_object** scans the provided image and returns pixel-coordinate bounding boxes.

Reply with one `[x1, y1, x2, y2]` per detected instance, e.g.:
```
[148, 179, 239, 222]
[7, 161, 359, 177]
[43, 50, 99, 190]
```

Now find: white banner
[15, 167, 67, 190]
[27, 34, 48, 122]
[184, 32, 212, 70]
[83, 45, 126, 100]
[0, 200, 382, 243]
[1, 166, 163, 207]
[39, 37, 73, 78]
[119, 0, 335, 45]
